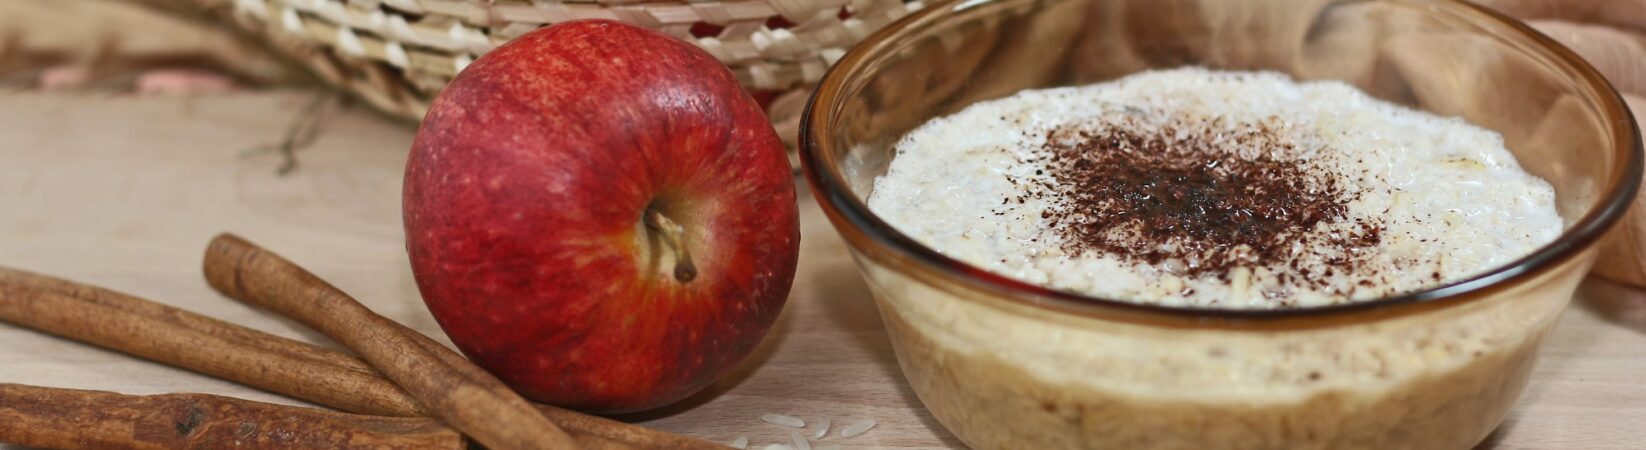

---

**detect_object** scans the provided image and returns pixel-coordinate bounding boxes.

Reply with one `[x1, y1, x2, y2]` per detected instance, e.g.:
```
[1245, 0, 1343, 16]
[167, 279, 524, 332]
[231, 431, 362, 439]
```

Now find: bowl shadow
[1576, 277, 1646, 334]
[1471, 417, 1512, 450]
[807, 248, 967, 447]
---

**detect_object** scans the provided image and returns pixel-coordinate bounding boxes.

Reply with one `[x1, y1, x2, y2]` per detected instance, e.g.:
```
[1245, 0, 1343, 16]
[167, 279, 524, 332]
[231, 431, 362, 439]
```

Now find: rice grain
[840, 418, 877, 438]
[791, 432, 812, 450]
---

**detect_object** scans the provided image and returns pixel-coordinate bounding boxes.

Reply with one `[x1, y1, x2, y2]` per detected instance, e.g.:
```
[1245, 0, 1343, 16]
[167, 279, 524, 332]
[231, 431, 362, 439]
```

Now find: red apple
[402, 20, 799, 413]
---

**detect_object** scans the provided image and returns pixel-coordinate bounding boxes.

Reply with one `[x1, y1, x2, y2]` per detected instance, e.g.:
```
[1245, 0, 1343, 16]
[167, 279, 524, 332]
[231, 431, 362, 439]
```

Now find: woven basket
[177, 0, 924, 146]
[138, 0, 1642, 162]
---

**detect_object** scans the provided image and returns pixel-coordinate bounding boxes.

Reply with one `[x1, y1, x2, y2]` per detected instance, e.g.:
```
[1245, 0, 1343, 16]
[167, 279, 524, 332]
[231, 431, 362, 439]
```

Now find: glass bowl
[799, 0, 1641, 448]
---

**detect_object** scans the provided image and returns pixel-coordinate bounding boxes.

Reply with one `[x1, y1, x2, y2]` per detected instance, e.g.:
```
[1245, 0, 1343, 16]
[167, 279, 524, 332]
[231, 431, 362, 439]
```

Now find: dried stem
[241, 93, 336, 176]
[644, 209, 698, 282]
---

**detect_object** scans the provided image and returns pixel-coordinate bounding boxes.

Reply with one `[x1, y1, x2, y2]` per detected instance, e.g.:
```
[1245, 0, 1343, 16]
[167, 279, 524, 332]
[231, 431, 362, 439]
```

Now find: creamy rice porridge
[857, 69, 1578, 449]
[868, 68, 1562, 308]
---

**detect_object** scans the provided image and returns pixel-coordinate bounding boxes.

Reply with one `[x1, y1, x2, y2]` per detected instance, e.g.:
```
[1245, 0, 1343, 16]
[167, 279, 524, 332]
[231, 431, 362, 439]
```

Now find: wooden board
[0, 91, 1641, 449]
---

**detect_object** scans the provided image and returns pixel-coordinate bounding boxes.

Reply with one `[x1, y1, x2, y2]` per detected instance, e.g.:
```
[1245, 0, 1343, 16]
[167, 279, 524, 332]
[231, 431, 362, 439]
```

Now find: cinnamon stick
[0, 383, 462, 450]
[202, 233, 581, 450]
[390, 321, 725, 449]
[0, 267, 424, 418]
[0, 266, 727, 449]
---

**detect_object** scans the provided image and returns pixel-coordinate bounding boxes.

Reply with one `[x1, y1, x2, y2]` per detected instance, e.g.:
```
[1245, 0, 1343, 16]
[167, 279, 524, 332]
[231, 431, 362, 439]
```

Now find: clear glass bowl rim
[799, 0, 1644, 326]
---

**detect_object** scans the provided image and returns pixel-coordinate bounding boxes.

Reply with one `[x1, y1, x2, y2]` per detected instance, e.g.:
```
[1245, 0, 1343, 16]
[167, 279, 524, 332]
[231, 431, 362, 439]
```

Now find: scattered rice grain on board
[729, 437, 749, 449]
[813, 418, 830, 439]
[792, 432, 812, 450]
[841, 418, 877, 438]
[762, 413, 807, 428]
[760, 445, 794, 450]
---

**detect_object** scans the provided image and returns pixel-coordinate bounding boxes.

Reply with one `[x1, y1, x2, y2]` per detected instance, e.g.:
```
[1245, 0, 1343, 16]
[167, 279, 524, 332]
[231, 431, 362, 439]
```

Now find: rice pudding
[868, 68, 1562, 308]
[856, 69, 1577, 449]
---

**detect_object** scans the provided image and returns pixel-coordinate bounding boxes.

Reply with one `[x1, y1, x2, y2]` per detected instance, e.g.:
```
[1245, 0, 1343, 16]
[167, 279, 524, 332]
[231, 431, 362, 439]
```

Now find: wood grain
[0, 91, 1641, 449]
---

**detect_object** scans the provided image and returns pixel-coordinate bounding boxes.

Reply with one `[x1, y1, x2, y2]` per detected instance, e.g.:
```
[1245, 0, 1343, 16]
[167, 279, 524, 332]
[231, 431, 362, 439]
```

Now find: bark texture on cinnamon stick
[202, 233, 582, 450]
[0, 266, 424, 418]
[389, 321, 730, 449]
[0, 266, 727, 449]
[0, 383, 462, 450]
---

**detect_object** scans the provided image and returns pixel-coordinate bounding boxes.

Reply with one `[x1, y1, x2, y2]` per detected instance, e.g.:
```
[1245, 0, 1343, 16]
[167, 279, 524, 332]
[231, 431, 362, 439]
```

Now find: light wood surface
[0, 91, 1641, 449]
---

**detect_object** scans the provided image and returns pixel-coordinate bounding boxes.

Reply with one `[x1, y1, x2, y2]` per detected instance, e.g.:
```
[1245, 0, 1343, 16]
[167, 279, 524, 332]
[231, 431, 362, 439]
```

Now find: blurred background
[0, 1, 1638, 144]
[0, 1, 1641, 448]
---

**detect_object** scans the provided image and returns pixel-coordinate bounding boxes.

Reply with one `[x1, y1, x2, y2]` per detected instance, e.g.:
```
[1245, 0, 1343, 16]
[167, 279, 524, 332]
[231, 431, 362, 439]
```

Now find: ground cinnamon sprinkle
[1024, 112, 1382, 292]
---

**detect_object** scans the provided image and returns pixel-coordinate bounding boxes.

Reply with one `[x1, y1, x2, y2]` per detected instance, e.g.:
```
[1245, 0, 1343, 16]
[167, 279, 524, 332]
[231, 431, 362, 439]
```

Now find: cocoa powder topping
[1028, 113, 1380, 284]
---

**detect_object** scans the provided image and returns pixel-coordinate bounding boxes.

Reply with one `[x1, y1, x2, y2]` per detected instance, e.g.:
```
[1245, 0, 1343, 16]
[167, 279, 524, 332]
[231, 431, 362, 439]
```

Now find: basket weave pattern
[194, 0, 923, 125]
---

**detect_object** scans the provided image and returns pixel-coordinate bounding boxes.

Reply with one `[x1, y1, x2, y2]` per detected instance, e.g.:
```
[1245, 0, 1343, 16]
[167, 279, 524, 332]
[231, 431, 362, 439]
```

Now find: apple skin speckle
[403, 20, 799, 414]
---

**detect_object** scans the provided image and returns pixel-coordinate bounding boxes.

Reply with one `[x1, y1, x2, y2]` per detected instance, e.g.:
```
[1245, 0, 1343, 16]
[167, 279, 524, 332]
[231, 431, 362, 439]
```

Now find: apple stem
[644, 209, 698, 283]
